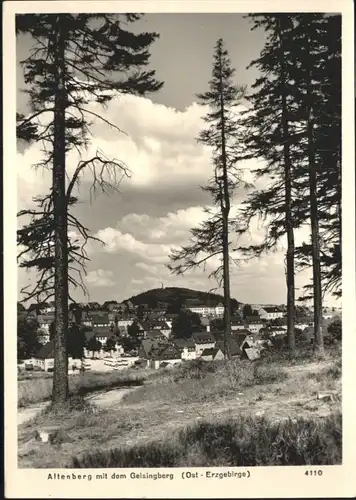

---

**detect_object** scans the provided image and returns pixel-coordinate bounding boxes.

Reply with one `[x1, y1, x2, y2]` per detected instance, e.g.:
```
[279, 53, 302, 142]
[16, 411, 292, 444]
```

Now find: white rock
[255, 410, 265, 417]
[35, 430, 50, 443]
[317, 393, 333, 402]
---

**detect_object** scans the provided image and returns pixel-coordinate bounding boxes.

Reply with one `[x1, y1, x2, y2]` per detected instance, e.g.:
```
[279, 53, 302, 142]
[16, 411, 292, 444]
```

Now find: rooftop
[192, 331, 216, 344]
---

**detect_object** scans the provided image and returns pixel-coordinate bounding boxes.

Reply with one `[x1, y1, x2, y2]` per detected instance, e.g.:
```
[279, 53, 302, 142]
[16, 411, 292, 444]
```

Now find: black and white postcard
[3, 0, 355, 497]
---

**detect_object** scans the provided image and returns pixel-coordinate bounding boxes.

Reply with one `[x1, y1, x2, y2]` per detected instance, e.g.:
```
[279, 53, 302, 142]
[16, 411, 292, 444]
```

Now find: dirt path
[17, 402, 49, 426]
[18, 386, 139, 426]
[85, 387, 138, 408]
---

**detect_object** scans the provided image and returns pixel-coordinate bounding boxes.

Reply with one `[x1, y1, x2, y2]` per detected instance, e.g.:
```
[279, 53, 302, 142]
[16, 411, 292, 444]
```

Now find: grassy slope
[18, 350, 342, 468]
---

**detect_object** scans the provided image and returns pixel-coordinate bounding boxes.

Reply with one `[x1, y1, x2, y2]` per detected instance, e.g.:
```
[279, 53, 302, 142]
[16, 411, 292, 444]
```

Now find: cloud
[17, 93, 337, 307]
[135, 262, 158, 274]
[17, 96, 255, 212]
[86, 269, 116, 287]
[94, 227, 175, 264]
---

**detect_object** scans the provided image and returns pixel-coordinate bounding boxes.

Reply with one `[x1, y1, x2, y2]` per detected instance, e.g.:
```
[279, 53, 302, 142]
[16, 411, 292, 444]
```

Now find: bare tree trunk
[304, 32, 324, 355]
[308, 119, 323, 354]
[279, 17, 296, 352]
[52, 16, 69, 405]
[218, 50, 232, 361]
[222, 212, 232, 360]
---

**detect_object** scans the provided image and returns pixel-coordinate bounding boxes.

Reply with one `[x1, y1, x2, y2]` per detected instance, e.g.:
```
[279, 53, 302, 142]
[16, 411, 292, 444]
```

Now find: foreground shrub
[253, 363, 288, 385]
[70, 412, 342, 468]
[172, 358, 219, 382]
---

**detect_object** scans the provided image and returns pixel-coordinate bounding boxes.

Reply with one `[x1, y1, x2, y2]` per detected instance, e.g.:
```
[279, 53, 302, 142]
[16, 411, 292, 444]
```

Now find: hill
[123, 287, 240, 313]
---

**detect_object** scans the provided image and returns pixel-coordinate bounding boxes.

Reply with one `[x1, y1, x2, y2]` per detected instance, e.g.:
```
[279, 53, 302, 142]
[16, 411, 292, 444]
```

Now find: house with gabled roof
[192, 331, 216, 356]
[148, 344, 182, 370]
[87, 311, 110, 328]
[245, 316, 265, 333]
[216, 338, 240, 358]
[243, 347, 261, 361]
[145, 329, 168, 343]
[174, 338, 197, 360]
[158, 322, 171, 338]
[231, 317, 246, 331]
[216, 331, 255, 358]
[200, 347, 224, 362]
[92, 326, 118, 346]
[31, 341, 73, 372]
[259, 306, 284, 320]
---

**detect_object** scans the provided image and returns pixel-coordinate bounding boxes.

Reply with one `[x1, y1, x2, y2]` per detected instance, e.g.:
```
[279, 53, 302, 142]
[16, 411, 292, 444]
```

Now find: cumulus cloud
[17, 92, 326, 306]
[94, 227, 176, 264]
[86, 269, 115, 287]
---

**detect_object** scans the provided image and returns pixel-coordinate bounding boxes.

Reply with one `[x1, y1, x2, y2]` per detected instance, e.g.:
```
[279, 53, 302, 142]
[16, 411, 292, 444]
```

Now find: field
[17, 348, 342, 468]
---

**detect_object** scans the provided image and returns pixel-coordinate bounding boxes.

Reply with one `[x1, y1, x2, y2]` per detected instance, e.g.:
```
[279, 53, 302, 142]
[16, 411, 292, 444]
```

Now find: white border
[4, 1, 356, 498]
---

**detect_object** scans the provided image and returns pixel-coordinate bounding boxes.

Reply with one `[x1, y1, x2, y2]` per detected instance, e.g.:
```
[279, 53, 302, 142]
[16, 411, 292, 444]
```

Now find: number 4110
[305, 470, 323, 476]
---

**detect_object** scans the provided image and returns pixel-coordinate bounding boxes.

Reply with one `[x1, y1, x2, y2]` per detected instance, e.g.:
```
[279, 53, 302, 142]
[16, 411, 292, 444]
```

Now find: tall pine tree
[168, 39, 247, 359]
[17, 14, 163, 405]
[237, 14, 299, 352]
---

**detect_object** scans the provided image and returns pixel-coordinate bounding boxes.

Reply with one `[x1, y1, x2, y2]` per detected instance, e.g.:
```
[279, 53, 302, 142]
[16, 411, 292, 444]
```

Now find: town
[18, 287, 341, 373]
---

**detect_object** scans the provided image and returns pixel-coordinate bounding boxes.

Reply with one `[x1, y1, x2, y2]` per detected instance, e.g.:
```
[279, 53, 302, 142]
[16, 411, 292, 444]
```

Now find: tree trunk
[52, 16, 69, 405]
[308, 118, 323, 354]
[278, 17, 296, 352]
[303, 28, 323, 354]
[218, 48, 232, 361]
[222, 212, 232, 360]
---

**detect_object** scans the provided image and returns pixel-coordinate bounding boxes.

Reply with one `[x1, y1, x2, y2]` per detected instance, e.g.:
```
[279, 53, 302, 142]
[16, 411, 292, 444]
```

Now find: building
[145, 330, 168, 344]
[174, 338, 197, 360]
[148, 344, 182, 370]
[117, 318, 134, 330]
[215, 338, 241, 358]
[192, 331, 216, 356]
[158, 322, 171, 338]
[187, 303, 224, 318]
[93, 326, 118, 346]
[259, 306, 284, 320]
[245, 317, 264, 333]
[42, 302, 55, 314]
[31, 341, 73, 372]
[87, 312, 111, 328]
[37, 314, 54, 333]
[200, 347, 224, 362]
[231, 318, 246, 331]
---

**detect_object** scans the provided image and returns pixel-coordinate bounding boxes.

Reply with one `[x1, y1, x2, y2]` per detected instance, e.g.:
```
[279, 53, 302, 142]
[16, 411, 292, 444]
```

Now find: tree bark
[308, 119, 324, 353]
[278, 17, 296, 352]
[218, 46, 232, 361]
[304, 30, 324, 354]
[52, 16, 69, 405]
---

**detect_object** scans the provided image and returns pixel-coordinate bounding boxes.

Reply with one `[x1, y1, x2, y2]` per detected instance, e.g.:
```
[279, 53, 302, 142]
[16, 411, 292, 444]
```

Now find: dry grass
[18, 369, 146, 408]
[123, 357, 290, 406]
[70, 412, 342, 467]
[17, 350, 342, 468]
[18, 371, 53, 381]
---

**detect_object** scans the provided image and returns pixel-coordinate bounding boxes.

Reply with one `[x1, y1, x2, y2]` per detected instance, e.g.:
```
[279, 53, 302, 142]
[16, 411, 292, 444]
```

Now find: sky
[16, 13, 338, 307]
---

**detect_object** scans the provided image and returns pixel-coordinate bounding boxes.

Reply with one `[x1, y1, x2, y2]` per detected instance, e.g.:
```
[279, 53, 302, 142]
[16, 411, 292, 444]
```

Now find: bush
[172, 358, 218, 382]
[253, 363, 288, 385]
[70, 412, 342, 468]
